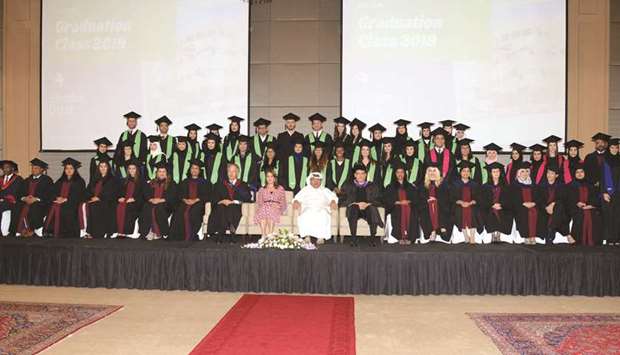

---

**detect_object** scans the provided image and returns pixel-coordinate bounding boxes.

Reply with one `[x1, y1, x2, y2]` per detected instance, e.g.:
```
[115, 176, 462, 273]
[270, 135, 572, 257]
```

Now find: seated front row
[7, 157, 604, 246]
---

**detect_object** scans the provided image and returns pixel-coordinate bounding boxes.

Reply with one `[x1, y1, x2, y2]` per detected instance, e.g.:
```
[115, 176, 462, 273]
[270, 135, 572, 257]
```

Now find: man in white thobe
[293, 172, 338, 243]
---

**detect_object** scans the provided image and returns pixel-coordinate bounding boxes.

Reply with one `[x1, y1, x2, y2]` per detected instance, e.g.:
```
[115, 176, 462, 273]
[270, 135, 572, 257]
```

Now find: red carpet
[190, 294, 356, 355]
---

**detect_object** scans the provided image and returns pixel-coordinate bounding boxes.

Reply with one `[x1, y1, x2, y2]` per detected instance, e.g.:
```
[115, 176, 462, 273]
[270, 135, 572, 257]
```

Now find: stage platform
[1, 238, 619, 296]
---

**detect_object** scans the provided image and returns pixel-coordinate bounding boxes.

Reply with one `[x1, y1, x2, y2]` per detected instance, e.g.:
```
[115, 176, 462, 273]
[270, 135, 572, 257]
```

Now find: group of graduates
[0, 110, 619, 246]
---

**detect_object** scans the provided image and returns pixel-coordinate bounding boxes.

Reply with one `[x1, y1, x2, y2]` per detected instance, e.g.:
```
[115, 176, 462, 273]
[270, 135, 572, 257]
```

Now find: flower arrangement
[243, 229, 316, 250]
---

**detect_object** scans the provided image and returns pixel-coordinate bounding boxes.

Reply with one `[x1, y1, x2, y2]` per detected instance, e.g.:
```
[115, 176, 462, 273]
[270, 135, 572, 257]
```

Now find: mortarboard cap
[155, 116, 172, 126]
[61, 157, 81, 168]
[510, 143, 527, 152]
[184, 123, 201, 131]
[529, 144, 546, 152]
[349, 118, 366, 129]
[30, 158, 49, 170]
[188, 159, 203, 168]
[359, 139, 373, 148]
[283, 113, 300, 121]
[453, 123, 470, 131]
[459, 138, 474, 146]
[352, 163, 367, 173]
[486, 162, 505, 171]
[228, 116, 245, 123]
[94, 137, 113, 146]
[517, 161, 532, 170]
[123, 111, 141, 119]
[457, 160, 474, 169]
[483, 143, 502, 152]
[237, 135, 251, 143]
[148, 135, 161, 143]
[253, 118, 271, 127]
[431, 127, 448, 137]
[417, 122, 434, 129]
[176, 136, 188, 143]
[204, 132, 221, 142]
[334, 116, 351, 125]
[368, 123, 387, 132]
[564, 140, 584, 149]
[151, 160, 168, 170]
[206, 123, 223, 131]
[439, 119, 456, 127]
[609, 138, 620, 146]
[308, 113, 327, 122]
[394, 119, 411, 126]
[542, 135, 562, 144]
[591, 132, 611, 142]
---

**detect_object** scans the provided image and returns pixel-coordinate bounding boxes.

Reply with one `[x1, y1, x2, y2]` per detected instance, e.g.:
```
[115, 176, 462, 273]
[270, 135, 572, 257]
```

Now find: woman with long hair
[529, 144, 545, 185]
[115, 141, 138, 179]
[333, 117, 350, 147]
[83, 158, 118, 239]
[357, 139, 381, 184]
[254, 169, 287, 238]
[89, 137, 114, 184]
[400, 140, 423, 186]
[114, 159, 144, 238]
[455, 140, 487, 185]
[171, 137, 192, 184]
[309, 142, 329, 178]
[536, 135, 572, 184]
[184, 123, 202, 160]
[344, 119, 365, 164]
[380, 138, 397, 188]
[393, 119, 412, 154]
[259, 143, 279, 187]
[480, 162, 513, 243]
[202, 133, 225, 194]
[169, 160, 208, 241]
[450, 160, 482, 244]
[139, 162, 177, 240]
[417, 164, 451, 242]
[44, 158, 86, 238]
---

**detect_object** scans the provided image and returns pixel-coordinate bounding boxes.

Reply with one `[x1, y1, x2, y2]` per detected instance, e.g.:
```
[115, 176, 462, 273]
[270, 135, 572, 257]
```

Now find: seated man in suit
[341, 164, 384, 247]
[0, 160, 24, 237]
[210, 163, 252, 244]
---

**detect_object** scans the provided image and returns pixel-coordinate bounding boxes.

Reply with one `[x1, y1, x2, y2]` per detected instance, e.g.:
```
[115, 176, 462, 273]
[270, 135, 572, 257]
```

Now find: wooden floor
[0, 285, 619, 354]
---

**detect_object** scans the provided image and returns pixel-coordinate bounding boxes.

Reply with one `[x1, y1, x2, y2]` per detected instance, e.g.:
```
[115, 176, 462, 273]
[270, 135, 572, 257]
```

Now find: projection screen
[42, 0, 249, 150]
[342, 0, 567, 150]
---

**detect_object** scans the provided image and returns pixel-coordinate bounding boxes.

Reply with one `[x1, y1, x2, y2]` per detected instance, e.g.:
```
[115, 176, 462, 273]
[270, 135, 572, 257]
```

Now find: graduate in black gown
[416, 122, 434, 162]
[251, 118, 275, 161]
[509, 161, 545, 244]
[210, 163, 252, 244]
[139, 161, 178, 240]
[564, 139, 585, 181]
[529, 144, 546, 185]
[258, 143, 280, 188]
[170, 160, 208, 241]
[600, 138, 620, 245]
[417, 163, 452, 242]
[379, 137, 398, 189]
[399, 140, 423, 186]
[223, 116, 243, 161]
[452, 123, 471, 160]
[202, 133, 226, 194]
[281, 137, 309, 194]
[230, 135, 258, 190]
[384, 162, 419, 244]
[184, 123, 202, 160]
[454, 139, 486, 185]
[0, 160, 23, 237]
[44, 158, 86, 238]
[171, 137, 192, 184]
[538, 135, 572, 184]
[583, 132, 611, 188]
[276, 113, 305, 159]
[438, 119, 457, 154]
[89, 137, 114, 183]
[567, 164, 602, 246]
[15, 159, 53, 237]
[145, 135, 168, 181]
[333, 116, 350, 149]
[305, 113, 334, 156]
[368, 123, 386, 161]
[115, 111, 148, 162]
[480, 162, 513, 242]
[450, 160, 483, 244]
[341, 164, 384, 247]
[393, 119, 413, 155]
[114, 159, 144, 238]
[424, 128, 456, 181]
[84, 157, 118, 239]
[326, 142, 352, 204]
[114, 140, 139, 179]
[155, 115, 176, 158]
[357, 139, 382, 184]
[505, 143, 526, 185]
[344, 119, 365, 164]
[538, 165, 571, 245]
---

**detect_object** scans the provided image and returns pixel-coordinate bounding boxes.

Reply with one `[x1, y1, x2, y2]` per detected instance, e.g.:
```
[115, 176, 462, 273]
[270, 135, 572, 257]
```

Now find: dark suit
[340, 181, 384, 242]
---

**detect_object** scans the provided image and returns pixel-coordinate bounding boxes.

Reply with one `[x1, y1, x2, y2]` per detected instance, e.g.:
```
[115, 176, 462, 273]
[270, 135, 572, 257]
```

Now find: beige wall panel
[610, 22, 620, 64]
[610, 66, 620, 109]
[271, 0, 320, 20]
[250, 64, 271, 106]
[319, 63, 340, 107]
[270, 21, 319, 63]
[319, 0, 341, 21]
[269, 106, 339, 133]
[269, 64, 320, 107]
[319, 20, 340, 63]
[251, 3, 271, 22]
[250, 21, 271, 64]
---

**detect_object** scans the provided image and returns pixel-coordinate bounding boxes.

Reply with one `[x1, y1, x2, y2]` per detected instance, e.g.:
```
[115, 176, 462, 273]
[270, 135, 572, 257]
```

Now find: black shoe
[370, 240, 376, 247]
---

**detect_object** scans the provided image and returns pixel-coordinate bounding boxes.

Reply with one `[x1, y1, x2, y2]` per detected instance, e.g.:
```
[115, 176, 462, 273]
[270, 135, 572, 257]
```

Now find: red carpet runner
[190, 294, 356, 355]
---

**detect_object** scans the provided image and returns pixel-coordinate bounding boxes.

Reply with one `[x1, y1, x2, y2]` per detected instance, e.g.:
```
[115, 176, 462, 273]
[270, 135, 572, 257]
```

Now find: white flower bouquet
[243, 229, 316, 250]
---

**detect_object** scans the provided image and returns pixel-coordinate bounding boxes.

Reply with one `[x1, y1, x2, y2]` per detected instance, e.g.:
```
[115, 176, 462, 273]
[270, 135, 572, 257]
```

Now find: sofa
[203, 191, 385, 238]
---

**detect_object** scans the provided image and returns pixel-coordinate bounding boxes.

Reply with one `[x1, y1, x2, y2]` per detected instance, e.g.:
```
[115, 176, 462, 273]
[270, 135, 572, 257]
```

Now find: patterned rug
[469, 313, 620, 354]
[0, 301, 122, 355]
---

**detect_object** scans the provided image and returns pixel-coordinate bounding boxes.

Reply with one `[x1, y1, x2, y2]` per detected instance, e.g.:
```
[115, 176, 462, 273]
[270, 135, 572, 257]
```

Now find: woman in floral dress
[254, 169, 288, 237]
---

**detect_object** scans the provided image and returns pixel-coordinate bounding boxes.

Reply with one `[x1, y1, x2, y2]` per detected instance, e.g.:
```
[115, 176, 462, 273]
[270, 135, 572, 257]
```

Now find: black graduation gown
[258, 160, 280, 187]
[602, 156, 620, 243]
[583, 151, 607, 187]
[0, 174, 24, 235]
[359, 161, 382, 185]
[169, 177, 208, 241]
[424, 148, 456, 182]
[305, 132, 334, 156]
[343, 135, 363, 162]
[384, 180, 419, 240]
[250, 135, 276, 160]
[139, 180, 178, 238]
[222, 133, 239, 161]
[538, 182, 570, 237]
[187, 139, 202, 160]
[89, 152, 114, 183]
[341, 181, 384, 234]
[480, 182, 513, 235]
[567, 156, 582, 181]
[85, 175, 118, 238]
[567, 180, 602, 246]
[276, 131, 305, 159]
[159, 135, 177, 158]
[113, 177, 144, 235]
[326, 158, 352, 205]
[15, 175, 53, 234]
[455, 157, 486, 185]
[417, 182, 452, 238]
[393, 134, 411, 156]
[115, 130, 148, 162]
[509, 182, 545, 238]
[203, 149, 226, 194]
[209, 180, 252, 235]
[529, 159, 544, 185]
[379, 157, 398, 189]
[44, 176, 86, 238]
[281, 154, 309, 194]
[401, 155, 423, 186]
[171, 149, 191, 184]
[505, 159, 522, 185]
[450, 180, 483, 231]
